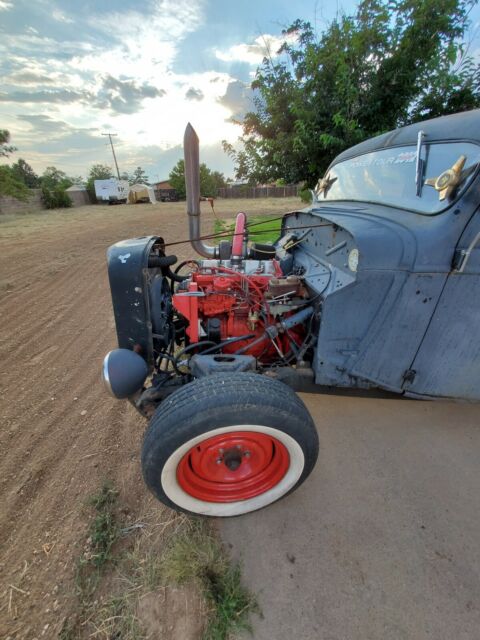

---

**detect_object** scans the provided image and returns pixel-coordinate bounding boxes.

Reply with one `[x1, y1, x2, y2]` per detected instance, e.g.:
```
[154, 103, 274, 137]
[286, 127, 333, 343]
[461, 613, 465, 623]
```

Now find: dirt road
[0, 199, 297, 638]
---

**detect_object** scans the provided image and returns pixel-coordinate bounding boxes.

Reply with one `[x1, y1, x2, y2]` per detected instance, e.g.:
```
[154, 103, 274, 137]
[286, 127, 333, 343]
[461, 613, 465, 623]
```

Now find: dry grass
[64, 483, 256, 640]
[0, 196, 302, 238]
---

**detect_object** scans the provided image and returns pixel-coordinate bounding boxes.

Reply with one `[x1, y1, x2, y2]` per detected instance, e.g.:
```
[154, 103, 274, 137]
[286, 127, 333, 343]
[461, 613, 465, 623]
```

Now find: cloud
[217, 80, 254, 121]
[1, 75, 165, 114]
[185, 87, 204, 101]
[0, 0, 243, 176]
[0, 89, 91, 104]
[215, 33, 297, 65]
[5, 72, 57, 85]
[14, 114, 103, 163]
[78, 0, 207, 78]
[17, 114, 73, 132]
[52, 9, 73, 24]
[0, 32, 95, 57]
[0, 0, 13, 10]
[96, 75, 166, 114]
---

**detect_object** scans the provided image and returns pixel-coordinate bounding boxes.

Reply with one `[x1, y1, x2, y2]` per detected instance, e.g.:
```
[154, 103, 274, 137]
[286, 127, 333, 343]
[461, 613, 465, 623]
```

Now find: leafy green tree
[40, 166, 73, 190]
[69, 175, 85, 186]
[39, 166, 75, 209]
[86, 164, 113, 200]
[131, 166, 149, 184]
[225, 0, 480, 187]
[0, 130, 16, 157]
[169, 160, 187, 199]
[0, 166, 31, 200]
[169, 160, 226, 199]
[11, 159, 39, 188]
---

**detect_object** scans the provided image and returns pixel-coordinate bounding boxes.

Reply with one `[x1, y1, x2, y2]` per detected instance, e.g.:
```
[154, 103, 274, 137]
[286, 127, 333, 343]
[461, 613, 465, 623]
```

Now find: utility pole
[102, 133, 120, 179]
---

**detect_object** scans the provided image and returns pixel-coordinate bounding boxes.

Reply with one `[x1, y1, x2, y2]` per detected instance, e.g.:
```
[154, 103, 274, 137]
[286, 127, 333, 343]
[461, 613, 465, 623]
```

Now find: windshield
[319, 142, 480, 214]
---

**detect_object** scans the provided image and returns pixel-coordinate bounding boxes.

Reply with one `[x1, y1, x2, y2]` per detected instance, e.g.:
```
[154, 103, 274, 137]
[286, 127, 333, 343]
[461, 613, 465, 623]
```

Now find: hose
[173, 341, 217, 366]
[201, 334, 255, 355]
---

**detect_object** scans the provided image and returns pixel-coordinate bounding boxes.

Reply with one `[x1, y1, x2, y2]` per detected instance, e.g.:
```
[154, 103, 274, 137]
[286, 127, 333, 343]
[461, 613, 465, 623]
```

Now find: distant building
[65, 184, 90, 207]
[152, 180, 178, 202]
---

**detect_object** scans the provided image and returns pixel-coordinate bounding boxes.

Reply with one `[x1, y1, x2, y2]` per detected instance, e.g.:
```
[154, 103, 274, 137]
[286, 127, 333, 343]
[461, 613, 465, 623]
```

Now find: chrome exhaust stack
[184, 123, 216, 258]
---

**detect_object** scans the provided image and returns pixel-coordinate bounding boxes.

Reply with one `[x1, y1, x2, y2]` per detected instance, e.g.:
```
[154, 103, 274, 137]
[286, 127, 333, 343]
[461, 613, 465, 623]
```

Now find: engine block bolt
[216, 458, 222, 464]
[244, 451, 251, 458]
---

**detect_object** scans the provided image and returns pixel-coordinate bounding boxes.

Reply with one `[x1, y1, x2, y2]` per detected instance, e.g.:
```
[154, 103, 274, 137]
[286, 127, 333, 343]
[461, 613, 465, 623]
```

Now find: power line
[102, 133, 121, 179]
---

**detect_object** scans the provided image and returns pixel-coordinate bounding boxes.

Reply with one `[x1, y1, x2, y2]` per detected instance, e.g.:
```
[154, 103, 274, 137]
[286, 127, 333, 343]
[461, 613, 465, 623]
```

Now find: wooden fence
[217, 185, 300, 199]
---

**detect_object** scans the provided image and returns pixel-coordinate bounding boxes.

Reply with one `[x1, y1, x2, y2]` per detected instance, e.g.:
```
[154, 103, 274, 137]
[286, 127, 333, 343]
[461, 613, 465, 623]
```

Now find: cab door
[403, 207, 480, 400]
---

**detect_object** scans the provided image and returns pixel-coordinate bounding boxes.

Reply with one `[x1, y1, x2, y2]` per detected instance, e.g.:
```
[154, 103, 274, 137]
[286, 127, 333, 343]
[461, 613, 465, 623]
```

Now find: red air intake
[231, 212, 246, 259]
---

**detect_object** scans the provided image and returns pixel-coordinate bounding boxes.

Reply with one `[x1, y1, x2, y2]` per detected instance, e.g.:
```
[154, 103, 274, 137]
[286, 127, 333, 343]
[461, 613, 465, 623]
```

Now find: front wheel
[141, 373, 319, 516]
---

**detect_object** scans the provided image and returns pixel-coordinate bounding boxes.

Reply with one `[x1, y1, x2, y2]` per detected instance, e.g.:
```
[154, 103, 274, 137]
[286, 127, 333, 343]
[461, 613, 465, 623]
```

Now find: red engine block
[172, 263, 301, 360]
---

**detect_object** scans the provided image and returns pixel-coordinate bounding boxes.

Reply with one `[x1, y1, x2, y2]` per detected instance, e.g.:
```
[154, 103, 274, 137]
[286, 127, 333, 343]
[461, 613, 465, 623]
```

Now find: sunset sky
[1, 0, 479, 181]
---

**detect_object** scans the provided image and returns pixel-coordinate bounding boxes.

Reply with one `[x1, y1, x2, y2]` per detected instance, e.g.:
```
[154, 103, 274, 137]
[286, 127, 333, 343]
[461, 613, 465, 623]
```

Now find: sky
[1, 0, 479, 182]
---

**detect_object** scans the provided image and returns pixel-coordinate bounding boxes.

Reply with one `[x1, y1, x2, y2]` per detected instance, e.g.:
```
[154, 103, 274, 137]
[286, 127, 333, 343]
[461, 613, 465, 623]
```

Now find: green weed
[84, 481, 119, 568]
[161, 519, 258, 640]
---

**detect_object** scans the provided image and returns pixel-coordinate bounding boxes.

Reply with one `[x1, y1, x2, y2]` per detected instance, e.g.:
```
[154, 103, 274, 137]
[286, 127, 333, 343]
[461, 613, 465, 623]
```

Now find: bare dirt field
[0, 198, 299, 639]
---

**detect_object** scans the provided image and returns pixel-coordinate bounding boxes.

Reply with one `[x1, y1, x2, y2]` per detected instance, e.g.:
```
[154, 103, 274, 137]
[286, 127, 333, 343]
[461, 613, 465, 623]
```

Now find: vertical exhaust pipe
[184, 123, 216, 258]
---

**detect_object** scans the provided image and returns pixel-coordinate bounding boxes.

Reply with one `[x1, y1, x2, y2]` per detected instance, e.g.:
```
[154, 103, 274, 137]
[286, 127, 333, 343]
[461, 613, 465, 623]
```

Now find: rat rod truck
[102, 109, 480, 516]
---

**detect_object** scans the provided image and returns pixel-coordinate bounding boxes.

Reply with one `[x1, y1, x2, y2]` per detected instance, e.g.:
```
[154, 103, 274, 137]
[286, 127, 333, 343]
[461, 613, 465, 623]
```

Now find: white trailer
[94, 179, 129, 204]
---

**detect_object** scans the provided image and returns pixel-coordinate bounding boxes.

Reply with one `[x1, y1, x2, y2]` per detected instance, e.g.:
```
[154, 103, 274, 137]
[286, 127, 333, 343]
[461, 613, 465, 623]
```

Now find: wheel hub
[222, 447, 244, 471]
[176, 431, 290, 503]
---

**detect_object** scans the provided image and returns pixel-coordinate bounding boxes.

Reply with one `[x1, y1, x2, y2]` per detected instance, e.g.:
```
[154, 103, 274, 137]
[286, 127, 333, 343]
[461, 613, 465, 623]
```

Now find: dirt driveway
[221, 393, 480, 640]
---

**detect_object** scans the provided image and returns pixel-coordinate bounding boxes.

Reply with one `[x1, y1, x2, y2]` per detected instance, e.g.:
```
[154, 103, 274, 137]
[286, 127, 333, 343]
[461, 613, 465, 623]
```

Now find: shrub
[299, 187, 312, 203]
[41, 186, 72, 209]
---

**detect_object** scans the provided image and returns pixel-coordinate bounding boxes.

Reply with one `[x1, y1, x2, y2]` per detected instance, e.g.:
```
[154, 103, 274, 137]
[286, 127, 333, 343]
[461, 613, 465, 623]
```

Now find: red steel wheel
[141, 373, 319, 517]
[176, 431, 290, 502]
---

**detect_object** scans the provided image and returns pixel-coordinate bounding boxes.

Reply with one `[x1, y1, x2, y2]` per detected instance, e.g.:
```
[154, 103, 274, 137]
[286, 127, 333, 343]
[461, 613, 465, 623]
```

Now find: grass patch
[74, 481, 120, 603]
[65, 485, 257, 640]
[162, 519, 258, 640]
[85, 481, 120, 568]
[214, 214, 282, 244]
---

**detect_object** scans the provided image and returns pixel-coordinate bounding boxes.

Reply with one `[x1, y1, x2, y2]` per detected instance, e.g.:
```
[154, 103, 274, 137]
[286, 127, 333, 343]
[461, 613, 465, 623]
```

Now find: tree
[131, 166, 149, 184]
[41, 186, 72, 209]
[225, 0, 480, 187]
[11, 159, 39, 188]
[0, 166, 30, 200]
[40, 166, 73, 190]
[39, 166, 73, 209]
[120, 171, 134, 184]
[69, 175, 85, 186]
[0, 130, 16, 157]
[169, 160, 227, 199]
[86, 164, 113, 200]
[169, 160, 187, 199]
